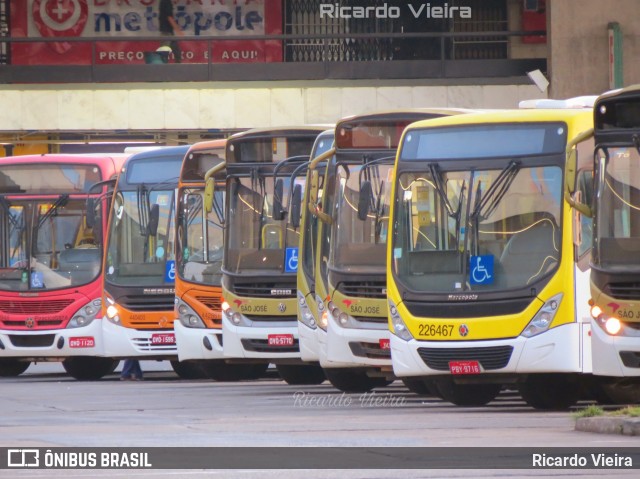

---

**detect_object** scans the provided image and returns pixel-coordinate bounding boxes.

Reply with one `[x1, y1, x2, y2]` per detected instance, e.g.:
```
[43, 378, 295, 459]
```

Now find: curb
[576, 417, 640, 436]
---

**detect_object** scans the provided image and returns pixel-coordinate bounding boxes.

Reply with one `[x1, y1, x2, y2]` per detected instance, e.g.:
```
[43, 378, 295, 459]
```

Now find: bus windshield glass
[106, 188, 176, 286]
[595, 146, 640, 268]
[0, 198, 103, 291]
[329, 162, 393, 273]
[393, 162, 563, 293]
[178, 187, 224, 285]
[225, 174, 303, 274]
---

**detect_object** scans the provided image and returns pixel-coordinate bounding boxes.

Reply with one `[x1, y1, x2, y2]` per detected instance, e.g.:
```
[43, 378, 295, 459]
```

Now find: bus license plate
[449, 360, 481, 375]
[151, 333, 176, 345]
[69, 336, 95, 348]
[268, 334, 294, 347]
[379, 338, 390, 350]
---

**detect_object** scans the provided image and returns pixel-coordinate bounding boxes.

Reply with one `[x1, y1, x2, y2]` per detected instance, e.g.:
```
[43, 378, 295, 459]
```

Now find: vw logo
[459, 324, 469, 337]
[278, 303, 286, 313]
[25, 317, 35, 329]
[159, 317, 169, 328]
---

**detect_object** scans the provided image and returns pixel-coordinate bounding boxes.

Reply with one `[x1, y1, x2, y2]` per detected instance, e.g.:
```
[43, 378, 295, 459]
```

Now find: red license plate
[268, 334, 294, 347]
[379, 338, 390, 350]
[449, 360, 481, 375]
[69, 336, 95, 348]
[151, 333, 176, 345]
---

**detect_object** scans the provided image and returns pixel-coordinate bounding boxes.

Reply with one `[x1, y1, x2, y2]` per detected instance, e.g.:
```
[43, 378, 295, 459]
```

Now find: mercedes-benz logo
[25, 317, 35, 329]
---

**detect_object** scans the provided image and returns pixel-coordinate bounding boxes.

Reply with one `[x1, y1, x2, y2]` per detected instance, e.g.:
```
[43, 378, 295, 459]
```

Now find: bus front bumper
[390, 322, 585, 378]
[324, 320, 392, 368]
[102, 318, 177, 359]
[591, 320, 640, 377]
[222, 316, 301, 360]
[174, 321, 224, 361]
[0, 320, 105, 358]
[298, 321, 320, 362]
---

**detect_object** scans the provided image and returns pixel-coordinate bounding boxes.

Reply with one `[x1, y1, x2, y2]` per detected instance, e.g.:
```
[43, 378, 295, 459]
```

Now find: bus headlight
[68, 298, 102, 329]
[175, 298, 205, 329]
[521, 293, 563, 338]
[103, 295, 121, 325]
[592, 310, 640, 337]
[389, 300, 413, 341]
[298, 291, 316, 329]
[316, 295, 328, 330]
[326, 299, 359, 329]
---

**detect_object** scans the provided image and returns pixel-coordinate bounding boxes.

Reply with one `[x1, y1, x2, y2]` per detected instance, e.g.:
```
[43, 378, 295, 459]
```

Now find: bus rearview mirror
[148, 204, 160, 236]
[290, 184, 302, 228]
[358, 181, 372, 221]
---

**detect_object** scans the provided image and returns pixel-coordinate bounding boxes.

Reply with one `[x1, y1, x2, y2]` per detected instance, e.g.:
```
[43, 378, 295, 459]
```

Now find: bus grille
[349, 341, 392, 360]
[232, 283, 296, 298]
[337, 281, 386, 299]
[0, 299, 74, 315]
[9, 334, 56, 347]
[119, 295, 174, 312]
[417, 346, 514, 371]
[605, 282, 640, 300]
[195, 296, 222, 311]
[242, 315, 297, 323]
[241, 338, 299, 354]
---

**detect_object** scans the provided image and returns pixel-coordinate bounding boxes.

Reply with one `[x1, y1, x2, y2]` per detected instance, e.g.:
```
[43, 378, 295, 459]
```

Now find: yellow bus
[308, 110, 466, 393]
[296, 130, 334, 363]
[585, 85, 640, 403]
[387, 103, 597, 409]
[215, 126, 329, 385]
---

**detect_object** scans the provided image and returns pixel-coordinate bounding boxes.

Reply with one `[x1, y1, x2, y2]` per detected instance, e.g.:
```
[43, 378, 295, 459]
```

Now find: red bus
[0, 154, 126, 379]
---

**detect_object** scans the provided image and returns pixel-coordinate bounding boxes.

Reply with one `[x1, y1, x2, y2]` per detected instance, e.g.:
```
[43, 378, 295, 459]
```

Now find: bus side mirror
[85, 198, 96, 229]
[358, 180, 372, 221]
[290, 184, 302, 228]
[565, 148, 577, 195]
[273, 178, 286, 220]
[148, 204, 160, 236]
[204, 177, 214, 214]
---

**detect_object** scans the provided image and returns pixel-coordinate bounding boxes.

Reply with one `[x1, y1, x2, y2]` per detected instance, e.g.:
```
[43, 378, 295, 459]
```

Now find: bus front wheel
[62, 357, 119, 381]
[0, 359, 30, 377]
[435, 378, 501, 406]
[519, 374, 581, 410]
[200, 360, 267, 382]
[276, 364, 325, 385]
[170, 360, 208, 379]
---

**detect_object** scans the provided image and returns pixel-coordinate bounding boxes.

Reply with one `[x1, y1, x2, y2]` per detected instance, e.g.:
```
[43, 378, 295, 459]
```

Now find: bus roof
[594, 84, 640, 138]
[0, 153, 129, 165]
[404, 108, 593, 138]
[227, 126, 331, 142]
[337, 108, 472, 124]
[180, 139, 227, 183]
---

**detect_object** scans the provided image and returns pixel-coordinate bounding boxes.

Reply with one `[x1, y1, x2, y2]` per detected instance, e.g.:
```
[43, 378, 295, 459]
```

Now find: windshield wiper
[428, 164, 458, 217]
[37, 195, 69, 229]
[470, 161, 520, 221]
[137, 184, 151, 237]
[0, 195, 20, 229]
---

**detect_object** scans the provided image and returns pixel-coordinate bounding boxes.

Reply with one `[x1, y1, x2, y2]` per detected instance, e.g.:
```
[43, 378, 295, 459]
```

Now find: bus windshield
[178, 187, 224, 285]
[0, 197, 102, 291]
[595, 146, 640, 268]
[393, 162, 563, 293]
[329, 162, 393, 273]
[106, 188, 176, 286]
[224, 175, 302, 274]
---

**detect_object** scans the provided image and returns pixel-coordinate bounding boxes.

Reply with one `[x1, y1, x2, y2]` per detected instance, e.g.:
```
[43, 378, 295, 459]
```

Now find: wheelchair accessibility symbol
[470, 255, 494, 285]
[165, 260, 176, 284]
[285, 247, 299, 273]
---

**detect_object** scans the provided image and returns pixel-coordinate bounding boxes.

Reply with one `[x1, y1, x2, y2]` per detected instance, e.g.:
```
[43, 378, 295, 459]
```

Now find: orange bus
[0, 154, 126, 379]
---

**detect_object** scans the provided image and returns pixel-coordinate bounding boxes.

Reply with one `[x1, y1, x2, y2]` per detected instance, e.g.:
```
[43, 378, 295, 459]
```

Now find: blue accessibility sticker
[285, 247, 299, 273]
[470, 255, 494, 285]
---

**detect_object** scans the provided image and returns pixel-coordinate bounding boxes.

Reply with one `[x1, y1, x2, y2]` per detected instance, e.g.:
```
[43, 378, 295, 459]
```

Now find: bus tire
[435, 378, 501, 406]
[170, 360, 207, 379]
[0, 359, 30, 377]
[324, 368, 391, 393]
[598, 377, 640, 405]
[276, 364, 325, 385]
[519, 374, 580, 410]
[402, 377, 436, 396]
[62, 357, 118, 381]
[200, 360, 266, 382]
